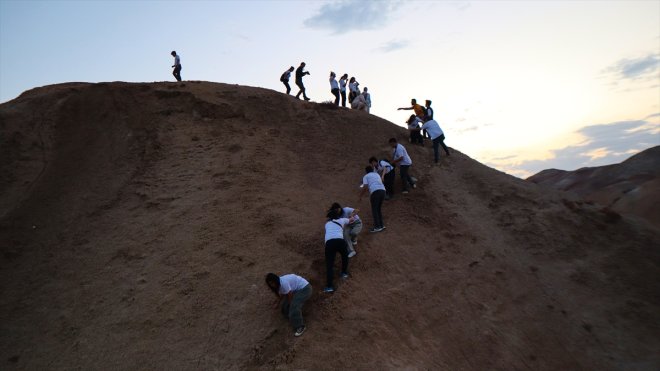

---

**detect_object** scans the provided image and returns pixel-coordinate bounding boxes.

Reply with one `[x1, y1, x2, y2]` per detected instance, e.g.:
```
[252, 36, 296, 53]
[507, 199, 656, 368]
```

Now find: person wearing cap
[389, 137, 416, 194]
[295, 62, 311, 101]
[171, 51, 182, 82]
[370, 156, 395, 199]
[406, 114, 424, 146]
[329, 72, 340, 105]
[397, 99, 425, 120]
[339, 74, 349, 107]
[280, 66, 295, 94]
[351, 91, 368, 111]
[415, 119, 450, 163]
[363, 87, 371, 113]
[359, 166, 386, 232]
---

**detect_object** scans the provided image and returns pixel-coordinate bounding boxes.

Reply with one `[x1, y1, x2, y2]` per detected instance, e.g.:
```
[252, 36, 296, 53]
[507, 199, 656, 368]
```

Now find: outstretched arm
[398, 106, 413, 111]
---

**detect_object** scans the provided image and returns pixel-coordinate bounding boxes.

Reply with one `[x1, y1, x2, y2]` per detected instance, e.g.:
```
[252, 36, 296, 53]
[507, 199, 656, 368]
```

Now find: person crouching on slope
[266, 273, 312, 337]
[330, 202, 362, 258]
[359, 165, 386, 232]
[323, 207, 357, 293]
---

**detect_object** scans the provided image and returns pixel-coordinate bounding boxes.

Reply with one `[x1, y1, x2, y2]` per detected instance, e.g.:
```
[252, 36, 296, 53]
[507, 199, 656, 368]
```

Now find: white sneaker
[348, 251, 356, 258]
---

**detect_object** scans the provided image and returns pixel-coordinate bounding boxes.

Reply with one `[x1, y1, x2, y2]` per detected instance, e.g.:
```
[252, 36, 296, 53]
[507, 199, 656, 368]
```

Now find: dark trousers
[283, 80, 291, 94]
[331, 88, 340, 105]
[340, 90, 346, 107]
[400, 165, 415, 191]
[370, 189, 385, 228]
[325, 238, 348, 288]
[383, 170, 395, 197]
[410, 130, 424, 145]
[295, 81, 308, 99]
[280, 284, 312, 329]
[173, 65, 182, 82]
[432, 134, 450, 163]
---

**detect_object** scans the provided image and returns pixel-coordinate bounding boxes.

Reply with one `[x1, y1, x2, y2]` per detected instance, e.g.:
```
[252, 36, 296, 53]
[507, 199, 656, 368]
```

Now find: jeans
[282, 80, 291, 94]
[383, 170, 395, 197]
[400, 165, 415, 191]
[280, 284, 312, 329]
[331, 88, 340, 105]
[370, 190, 385, 228]
[295, 81, 308, 99]
[325, 238, 349, 288]
[340, 90, 346, 107]
[343, 220, 362, 254]
[410, 130, 424, 145]
[432, 134, 450, 162]
[173, 65, 182, 82]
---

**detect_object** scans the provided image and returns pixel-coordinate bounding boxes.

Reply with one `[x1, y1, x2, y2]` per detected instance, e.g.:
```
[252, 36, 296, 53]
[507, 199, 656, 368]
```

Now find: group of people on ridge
[329, 73, 371, 112]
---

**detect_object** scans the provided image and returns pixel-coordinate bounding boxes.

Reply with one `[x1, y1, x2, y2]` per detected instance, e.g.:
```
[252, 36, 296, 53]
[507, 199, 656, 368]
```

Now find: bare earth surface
[527, 146, 660, 229]
[1, 82, 659, 370]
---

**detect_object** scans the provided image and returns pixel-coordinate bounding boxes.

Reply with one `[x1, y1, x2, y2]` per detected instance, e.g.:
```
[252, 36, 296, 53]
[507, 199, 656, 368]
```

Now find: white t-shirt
[339, 79, 347, 92]
[349, 82, 359, 93]
[325, 218, 350, 242]
[340, 207, 360, 223]
[421, 120, 444, 140]
[393, 143, 412, 166]
[407, 117, 422, 130]
[278, 274, 309, 295]
[330, 78, 339, 90]
[364, 92, 371, 107]
[377, 160, 393, 175]
[174, 55, 180, 66]
[362, 172, 386, 194]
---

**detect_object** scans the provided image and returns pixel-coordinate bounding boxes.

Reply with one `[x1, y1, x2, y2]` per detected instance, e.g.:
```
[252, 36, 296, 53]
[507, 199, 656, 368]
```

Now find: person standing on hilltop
[398, 99, 426, 120]
[295, 62, 311, 101]
[370, 156, 395, 200]
[171, 51, 182, 82]
[363, 87, 371, 113]
[265, 273, 312, 337]
[329, 202, 362, 258]
[348, 77, 360, 104]
[339, 74, 348, 107]
[323, 207, 355, 293]
[359, 166, 387, 233]
[389, 138, 416, 194]
[416, 119, 451, 163]
[330, 72, 340, 105]
[280, 66, 295, 95]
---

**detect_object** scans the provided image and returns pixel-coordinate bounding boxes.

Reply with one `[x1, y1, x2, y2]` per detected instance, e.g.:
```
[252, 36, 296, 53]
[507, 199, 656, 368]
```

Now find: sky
[1, 0, 658, 178]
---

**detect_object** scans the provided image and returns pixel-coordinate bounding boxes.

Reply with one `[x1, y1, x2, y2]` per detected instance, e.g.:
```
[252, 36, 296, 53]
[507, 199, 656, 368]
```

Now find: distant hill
[527, 146, 660, 229]
[1, 82, 659, 370]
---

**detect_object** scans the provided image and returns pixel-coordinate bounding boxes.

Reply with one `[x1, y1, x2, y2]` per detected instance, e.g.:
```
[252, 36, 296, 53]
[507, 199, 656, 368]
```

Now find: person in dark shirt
[295, 62, 311, 101]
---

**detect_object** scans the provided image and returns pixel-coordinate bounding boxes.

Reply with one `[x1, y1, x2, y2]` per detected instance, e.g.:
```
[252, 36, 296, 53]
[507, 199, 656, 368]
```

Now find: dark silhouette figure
[295, 62, 311, 101]
[280, 66, 295, 94]
[171, 51, 182, 82]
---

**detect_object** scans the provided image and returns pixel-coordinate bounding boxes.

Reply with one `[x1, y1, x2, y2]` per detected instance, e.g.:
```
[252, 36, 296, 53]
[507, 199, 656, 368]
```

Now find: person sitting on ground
[329, 72, 340, 105]
[359, 166, 387, 233]
[363, 87, 371, 113]
[323, 207, 356, 293]
[280, 66, 295, 95]
[414, 119, 451, 163]
[397, 98, 425, 120]
[330, 202, 362, 258]
[389, 138, 416, 194]
[407, 114, 424, 146]
[265, 273, 312, 337]
[370, 156, 395, 199]
[351, 92, 368, 111]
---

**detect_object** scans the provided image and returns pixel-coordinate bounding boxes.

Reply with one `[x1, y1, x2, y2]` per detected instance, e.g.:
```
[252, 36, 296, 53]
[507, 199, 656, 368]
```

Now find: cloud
[604, 53, 659, 82]
[514, 116, 660, 175]
[375, 39, 409, 53]
[303, 0, 402, 34]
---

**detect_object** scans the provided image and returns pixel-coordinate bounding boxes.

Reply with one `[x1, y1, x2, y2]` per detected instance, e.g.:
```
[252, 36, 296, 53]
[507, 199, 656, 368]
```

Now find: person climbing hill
[265, 273, 312, 337]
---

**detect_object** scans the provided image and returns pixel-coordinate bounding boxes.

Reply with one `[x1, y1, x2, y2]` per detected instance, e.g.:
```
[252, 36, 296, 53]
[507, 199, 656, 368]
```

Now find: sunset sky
[1, 0, 658, 177]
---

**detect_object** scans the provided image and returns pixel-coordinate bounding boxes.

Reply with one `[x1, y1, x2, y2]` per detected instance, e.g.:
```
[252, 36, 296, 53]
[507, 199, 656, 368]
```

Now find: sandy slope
[1, 82, 659, 370]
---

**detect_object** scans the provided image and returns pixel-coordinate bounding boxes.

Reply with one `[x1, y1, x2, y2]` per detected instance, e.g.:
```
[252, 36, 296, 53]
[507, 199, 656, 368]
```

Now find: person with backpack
[389, 138, 416, 194]
[370, 157, 395, 200]
[329, 72, 340, 105]
[407, 114, 424, 146]
[295, 62, 311, 101]
[359, 166, 387, 232]
[329, 202, 362, 258]
[280, 66, 294, 95]
[397, 98, 426, 120]
[171, 51, 182, 82]
[323, 207, 356, 293]
[339, 74, 348, 107]
[265, 273, 312, 337]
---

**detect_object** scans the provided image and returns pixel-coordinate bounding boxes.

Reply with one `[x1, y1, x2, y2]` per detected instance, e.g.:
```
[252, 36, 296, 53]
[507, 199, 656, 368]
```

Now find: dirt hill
[527, 146, 660, 229]
[1, 82, 659, 370]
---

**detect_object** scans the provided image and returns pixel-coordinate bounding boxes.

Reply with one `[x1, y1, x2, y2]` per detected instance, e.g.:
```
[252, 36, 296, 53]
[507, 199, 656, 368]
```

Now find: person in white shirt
[406, 114, 424, 146]
[170, 51, 182, 82]
[266, 273, 312, 337]
[329, 202, 362, 257]
[280, 66, 294, 95]
[348, 77, 359, 103]
[389, 138, 416, 194]
[351, 93, 368, 111]
[362, 87, 371, 113]
[359, 166, 387, 232]
[370, 156, 395, 199]
[339, 74, 348, 107]
[417, 119, 451, 163]
[323, 208, 356, 292]
[329, 72, 340, 106]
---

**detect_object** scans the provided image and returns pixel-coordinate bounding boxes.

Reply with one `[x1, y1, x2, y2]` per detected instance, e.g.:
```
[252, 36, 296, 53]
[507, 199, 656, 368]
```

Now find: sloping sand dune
[1, 82, 659, 370]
